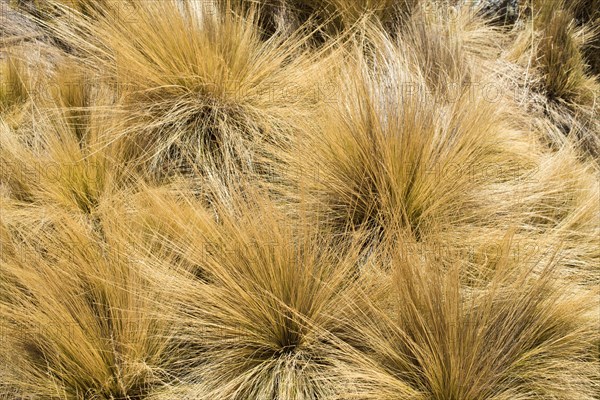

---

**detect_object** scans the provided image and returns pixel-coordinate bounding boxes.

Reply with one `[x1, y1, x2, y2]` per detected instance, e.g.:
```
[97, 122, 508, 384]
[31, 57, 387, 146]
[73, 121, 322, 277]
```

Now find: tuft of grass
[0, 199, 177, 399]
[0, 84, 124, 215]
[281, 25, 530, 254]
[536, 10, 596, 104]
[502, 0, 599, 160]
[537, 0, 600, 77]
[42, 0, 329, 183]
[276, 21, 600, 291]
[356, 236, 600, 399]
[526, 0, 599, 110]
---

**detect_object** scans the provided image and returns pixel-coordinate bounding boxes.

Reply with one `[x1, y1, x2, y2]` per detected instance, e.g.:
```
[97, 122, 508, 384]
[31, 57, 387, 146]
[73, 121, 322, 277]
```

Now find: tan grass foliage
[0, 0, 599, 399]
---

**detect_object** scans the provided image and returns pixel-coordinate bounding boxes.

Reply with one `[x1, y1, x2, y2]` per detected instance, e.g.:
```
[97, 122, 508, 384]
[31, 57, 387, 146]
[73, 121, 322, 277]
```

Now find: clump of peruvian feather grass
[506, 0, 600, 160]
[32, 0, 332, 186]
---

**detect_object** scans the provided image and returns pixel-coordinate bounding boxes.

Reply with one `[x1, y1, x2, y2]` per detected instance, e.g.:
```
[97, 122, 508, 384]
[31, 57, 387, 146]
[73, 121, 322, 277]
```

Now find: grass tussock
[505, 0, 600, 159]
[42, 0, 329, 183]
[359, 238, 599, 399]
[0, 0, 599, 399]
[0, 201, 176, 399]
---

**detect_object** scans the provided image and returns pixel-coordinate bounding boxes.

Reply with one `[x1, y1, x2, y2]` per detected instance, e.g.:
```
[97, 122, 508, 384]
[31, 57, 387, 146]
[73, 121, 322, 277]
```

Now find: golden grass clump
[39, 0, 329, 183]
[505, 0, 600, 159]
[279, 23, 599, 290]
[0, 95, 122, 214]
[0, 0, 599, 399]
[357, 237, 600, 399]
[123, 188, 376, 398]
[536, 9, 596, 105]
[0, 198, 176, 399]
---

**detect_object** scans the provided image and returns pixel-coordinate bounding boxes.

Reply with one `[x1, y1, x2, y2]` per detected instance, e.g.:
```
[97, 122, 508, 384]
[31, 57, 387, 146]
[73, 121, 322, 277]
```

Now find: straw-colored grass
[0, 0, 598, 399]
